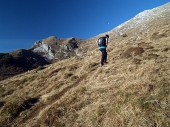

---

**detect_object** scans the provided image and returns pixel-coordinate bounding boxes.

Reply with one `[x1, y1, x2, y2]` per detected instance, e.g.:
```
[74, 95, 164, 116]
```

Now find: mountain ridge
[0, 49, 49, 80]
[29, 36, 86, 61]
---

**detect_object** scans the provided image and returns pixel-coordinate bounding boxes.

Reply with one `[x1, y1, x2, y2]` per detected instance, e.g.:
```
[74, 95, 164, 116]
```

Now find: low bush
[36, 66, 45, 71]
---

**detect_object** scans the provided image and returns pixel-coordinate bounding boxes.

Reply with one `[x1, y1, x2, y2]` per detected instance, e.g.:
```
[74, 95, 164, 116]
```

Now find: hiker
[96, 34, 109, 66]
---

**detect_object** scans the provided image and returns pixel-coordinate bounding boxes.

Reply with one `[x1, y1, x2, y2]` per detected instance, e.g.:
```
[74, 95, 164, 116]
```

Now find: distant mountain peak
[105, 2, 170, 39]
[30, 36, 86, 61]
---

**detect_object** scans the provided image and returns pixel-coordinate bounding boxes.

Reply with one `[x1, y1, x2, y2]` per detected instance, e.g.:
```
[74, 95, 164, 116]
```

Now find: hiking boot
[100, 64, 103, 67]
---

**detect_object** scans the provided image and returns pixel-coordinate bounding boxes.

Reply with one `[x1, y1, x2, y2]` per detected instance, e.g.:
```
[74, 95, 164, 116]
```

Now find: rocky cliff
[29, 36, 86, 62]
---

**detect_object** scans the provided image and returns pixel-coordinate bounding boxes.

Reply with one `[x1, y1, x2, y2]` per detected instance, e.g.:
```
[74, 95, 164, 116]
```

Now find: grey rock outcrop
[30, 36, 85, 61]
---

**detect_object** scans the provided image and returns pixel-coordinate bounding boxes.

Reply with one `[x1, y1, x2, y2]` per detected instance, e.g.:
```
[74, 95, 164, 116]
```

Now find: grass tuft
[36, 66, 45, 71]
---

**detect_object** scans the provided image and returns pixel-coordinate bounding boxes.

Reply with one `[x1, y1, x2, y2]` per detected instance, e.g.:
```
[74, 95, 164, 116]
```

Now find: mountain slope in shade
[0, 49, 49, 80]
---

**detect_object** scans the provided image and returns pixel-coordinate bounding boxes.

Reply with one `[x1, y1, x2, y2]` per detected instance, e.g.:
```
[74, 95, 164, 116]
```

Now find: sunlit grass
[0, 23, 170, 126]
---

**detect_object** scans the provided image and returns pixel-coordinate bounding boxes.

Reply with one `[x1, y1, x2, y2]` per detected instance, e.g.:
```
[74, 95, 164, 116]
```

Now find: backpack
[98, 37, 106, 46]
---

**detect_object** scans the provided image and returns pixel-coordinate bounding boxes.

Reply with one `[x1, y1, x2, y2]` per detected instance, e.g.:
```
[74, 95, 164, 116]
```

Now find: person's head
[105, 34, 109, 38]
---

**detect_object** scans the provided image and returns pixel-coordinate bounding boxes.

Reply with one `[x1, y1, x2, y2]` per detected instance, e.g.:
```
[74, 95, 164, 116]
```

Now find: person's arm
[106, 38, 108, 47]
[96, 40, 98, 46]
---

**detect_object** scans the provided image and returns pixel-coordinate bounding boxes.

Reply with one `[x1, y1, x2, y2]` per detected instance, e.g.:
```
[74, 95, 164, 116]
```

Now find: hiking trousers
[99, 48, 107, 65]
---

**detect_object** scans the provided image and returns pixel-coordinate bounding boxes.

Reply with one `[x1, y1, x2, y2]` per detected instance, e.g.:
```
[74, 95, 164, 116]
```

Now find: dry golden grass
[0, 23, 170, 127]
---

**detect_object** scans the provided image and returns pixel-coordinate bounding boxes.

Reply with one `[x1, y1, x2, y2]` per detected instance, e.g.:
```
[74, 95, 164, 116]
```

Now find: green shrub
[36, 66, 45, 71]
[70, 75, 79, 81]
[2, 103, 21, 118]
[0, 87, 5, 95]
[29, 76, 37, 81]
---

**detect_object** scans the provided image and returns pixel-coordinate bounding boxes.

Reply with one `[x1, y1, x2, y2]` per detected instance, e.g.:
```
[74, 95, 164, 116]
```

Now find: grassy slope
[0, 24, 170, 127]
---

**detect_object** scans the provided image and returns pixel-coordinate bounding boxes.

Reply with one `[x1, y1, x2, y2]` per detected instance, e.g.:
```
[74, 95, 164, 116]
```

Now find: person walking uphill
[96, 34, 109, 66]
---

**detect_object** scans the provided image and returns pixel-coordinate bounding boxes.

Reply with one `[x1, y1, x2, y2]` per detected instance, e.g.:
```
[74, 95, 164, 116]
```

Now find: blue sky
[0, 0, 169, 52]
